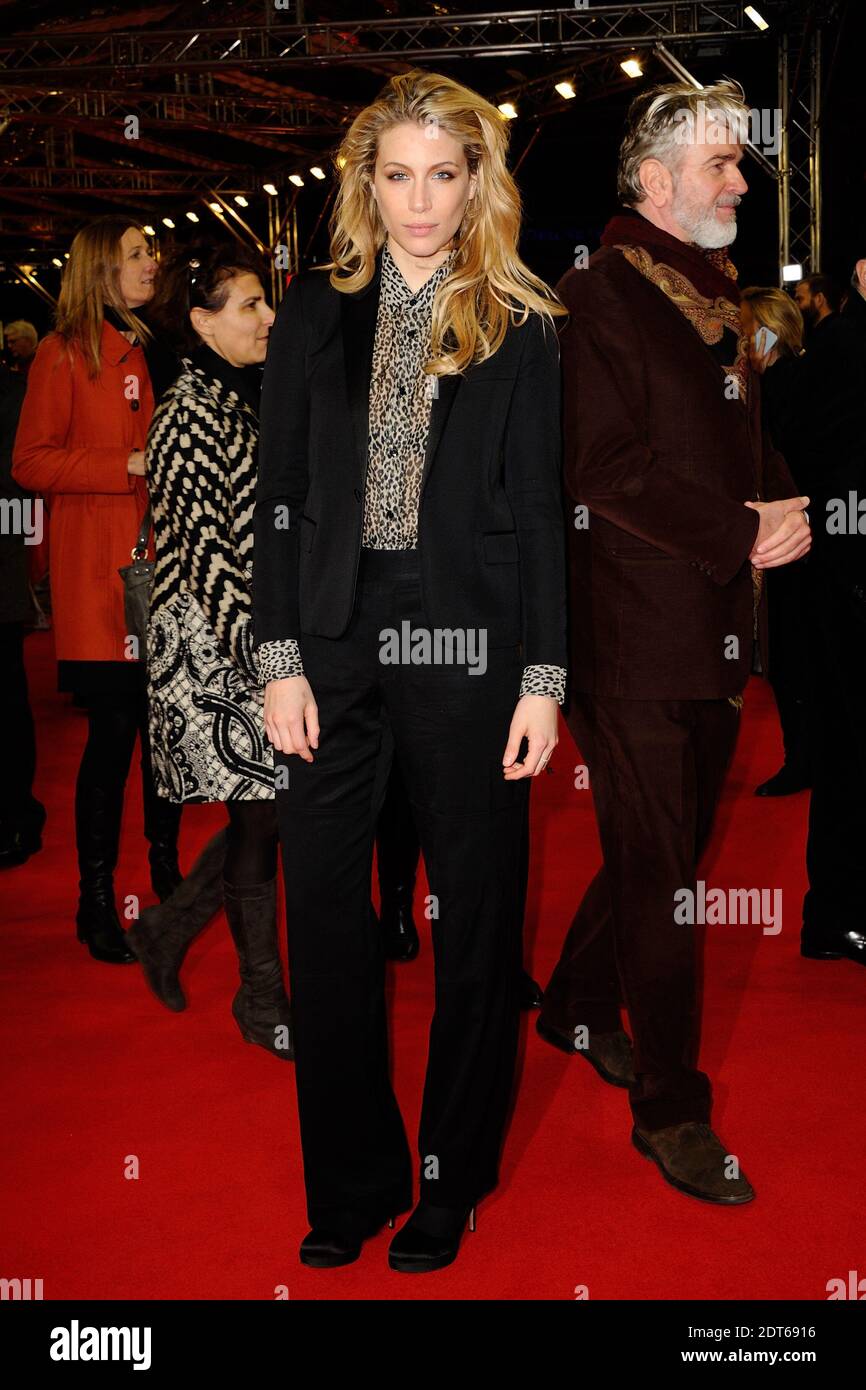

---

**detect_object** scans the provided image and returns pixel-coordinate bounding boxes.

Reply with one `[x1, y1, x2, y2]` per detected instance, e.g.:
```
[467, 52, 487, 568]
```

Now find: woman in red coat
[13, 216, 182, 964]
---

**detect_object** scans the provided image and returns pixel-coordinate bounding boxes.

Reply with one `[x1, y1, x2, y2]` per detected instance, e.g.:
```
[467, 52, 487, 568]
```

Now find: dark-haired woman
[13, 216, 182, 964]
[254, 70, 568, 1272]
[126, 242, 293, 1060]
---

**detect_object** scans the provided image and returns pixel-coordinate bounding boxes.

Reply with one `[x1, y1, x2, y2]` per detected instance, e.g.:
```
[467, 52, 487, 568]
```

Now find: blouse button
[130, 399, 140, 411]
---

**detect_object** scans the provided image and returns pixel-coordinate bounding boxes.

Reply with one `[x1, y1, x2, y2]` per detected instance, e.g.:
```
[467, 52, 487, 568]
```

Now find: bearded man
[541, 80, 811, 1204]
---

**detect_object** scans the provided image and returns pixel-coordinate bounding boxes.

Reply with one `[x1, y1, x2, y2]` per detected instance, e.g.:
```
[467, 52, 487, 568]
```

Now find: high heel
[388, 1201, 477, 1274]
[300, 1209, 397, 1268]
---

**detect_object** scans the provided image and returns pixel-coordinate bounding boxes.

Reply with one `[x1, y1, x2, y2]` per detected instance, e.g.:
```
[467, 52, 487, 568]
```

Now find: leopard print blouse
[258, 241, 566, 704]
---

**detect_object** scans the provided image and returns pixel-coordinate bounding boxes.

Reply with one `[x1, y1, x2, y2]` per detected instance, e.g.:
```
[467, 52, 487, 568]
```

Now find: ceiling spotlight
[310, 166, 326, 180]
[289, 174, 304, 187]
[620, 58, 643, 78]
[52, 257, 63, 267]
[186, 211, 199, 223]
[207, 203, 221, 214]
[234, 195, 248, 207]
[143, 224, 156, 236]
[162, 217, 175, 229]
[263, 183, 278, 196]
[555, 81, 576, 100]
[745, 5, 769, 29]
[497, 102, 518, 120]
[782, 263, 803, 282]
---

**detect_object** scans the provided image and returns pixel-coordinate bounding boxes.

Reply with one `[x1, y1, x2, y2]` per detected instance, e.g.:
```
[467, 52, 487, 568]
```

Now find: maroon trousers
[542, 691, 741, 1131]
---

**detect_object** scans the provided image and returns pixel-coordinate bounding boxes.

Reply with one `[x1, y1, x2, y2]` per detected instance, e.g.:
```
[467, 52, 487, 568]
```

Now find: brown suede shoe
[632, 1122, 755, 1204]
[536, 1017, 636, 1087]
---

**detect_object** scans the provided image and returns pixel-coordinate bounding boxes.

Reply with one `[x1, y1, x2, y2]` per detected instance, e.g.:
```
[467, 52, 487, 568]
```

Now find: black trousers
[803, 553, 866, 931]
[275, 550, 529, 1225]
[542, 691, 740, 1131]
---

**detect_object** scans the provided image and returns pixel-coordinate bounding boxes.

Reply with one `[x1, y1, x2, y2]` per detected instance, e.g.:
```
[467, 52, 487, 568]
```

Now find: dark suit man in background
[539, 80, 811, 1204]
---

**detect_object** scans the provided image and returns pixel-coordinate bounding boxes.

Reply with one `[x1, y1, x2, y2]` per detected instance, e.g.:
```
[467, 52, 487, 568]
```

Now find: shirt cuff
[257, 638, 304, 683]
[520, 664, 566, 705]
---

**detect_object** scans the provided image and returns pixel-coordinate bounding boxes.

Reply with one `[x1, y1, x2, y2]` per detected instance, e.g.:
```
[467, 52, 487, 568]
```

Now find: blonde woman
[253, 69, 568, 1272]
[13, 217, 182, 964]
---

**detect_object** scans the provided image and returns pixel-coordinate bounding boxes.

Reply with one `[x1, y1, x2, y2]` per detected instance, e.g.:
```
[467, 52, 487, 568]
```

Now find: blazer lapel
[341, 257, 382, 484]
[420, 372, 460, 498]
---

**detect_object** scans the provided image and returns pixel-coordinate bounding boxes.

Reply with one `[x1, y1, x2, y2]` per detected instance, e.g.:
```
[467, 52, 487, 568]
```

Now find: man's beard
[671, 183, 741, 248]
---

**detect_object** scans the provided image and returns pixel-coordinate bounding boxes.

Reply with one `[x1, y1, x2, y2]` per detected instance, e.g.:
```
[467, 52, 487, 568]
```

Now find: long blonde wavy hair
[55, 216, 152, 378]
[325, 69, 566, 376]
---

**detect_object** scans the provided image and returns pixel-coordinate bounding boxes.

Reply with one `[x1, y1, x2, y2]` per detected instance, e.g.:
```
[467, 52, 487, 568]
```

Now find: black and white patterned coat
[145, 356, 273, 802]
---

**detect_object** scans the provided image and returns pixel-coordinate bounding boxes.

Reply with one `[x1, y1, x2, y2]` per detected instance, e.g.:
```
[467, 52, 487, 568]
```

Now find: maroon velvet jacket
[556, 217, 797, 700]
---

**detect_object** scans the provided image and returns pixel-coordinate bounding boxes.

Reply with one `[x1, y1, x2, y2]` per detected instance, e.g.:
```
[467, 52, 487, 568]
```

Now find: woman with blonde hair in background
[13, 217, 182, 964]
[254, 68, 568, 1272]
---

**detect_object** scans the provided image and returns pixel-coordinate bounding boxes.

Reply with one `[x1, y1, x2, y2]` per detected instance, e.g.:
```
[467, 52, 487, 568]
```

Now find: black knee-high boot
[75, 704, 137, 965]
[127, 829, 227, 1010]
[224, 877, 293, 1061]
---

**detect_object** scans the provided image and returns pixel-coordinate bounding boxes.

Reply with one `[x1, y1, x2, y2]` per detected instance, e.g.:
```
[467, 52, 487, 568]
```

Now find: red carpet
[2, 630, 863, 1301]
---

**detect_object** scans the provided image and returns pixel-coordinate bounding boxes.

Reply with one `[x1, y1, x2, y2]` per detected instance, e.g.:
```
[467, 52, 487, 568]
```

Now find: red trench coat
[12, 322, 154, 663]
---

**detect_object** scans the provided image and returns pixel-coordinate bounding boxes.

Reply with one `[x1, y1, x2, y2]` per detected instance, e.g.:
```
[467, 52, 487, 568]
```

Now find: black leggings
[224, 800, 279, 886]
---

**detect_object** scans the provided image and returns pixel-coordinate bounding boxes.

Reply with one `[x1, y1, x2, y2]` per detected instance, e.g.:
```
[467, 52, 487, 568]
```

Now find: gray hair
[4, 320, 38, 345]
[617, 79, 750, 207]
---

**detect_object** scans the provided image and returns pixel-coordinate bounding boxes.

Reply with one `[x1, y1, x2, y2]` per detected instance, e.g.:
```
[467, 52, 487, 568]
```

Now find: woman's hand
[127, 450, 146, 476]
[502, 694, 559, 780]
[264, 676, 319, 763]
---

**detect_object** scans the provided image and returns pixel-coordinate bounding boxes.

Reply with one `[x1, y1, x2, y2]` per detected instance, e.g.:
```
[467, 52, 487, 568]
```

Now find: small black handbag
[117, 506, 153, 652]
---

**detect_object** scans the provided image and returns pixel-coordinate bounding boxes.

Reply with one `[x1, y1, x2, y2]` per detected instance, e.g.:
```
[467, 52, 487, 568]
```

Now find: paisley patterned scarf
[601, 210, 749, 405]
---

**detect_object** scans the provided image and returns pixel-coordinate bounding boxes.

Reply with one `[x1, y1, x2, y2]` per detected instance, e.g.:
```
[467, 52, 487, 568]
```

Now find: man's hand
[263, 676, 319, 762]
[745, 496, 811, 569]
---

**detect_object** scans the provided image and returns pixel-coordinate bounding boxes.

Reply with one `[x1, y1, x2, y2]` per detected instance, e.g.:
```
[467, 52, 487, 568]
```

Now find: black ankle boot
[388, 1200, 476, 1273]
[127, 829, 227, 1010]
[224, 877, 294, 1060]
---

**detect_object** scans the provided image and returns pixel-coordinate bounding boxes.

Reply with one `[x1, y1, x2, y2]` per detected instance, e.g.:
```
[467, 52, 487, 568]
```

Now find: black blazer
[252, 248, 567, 671]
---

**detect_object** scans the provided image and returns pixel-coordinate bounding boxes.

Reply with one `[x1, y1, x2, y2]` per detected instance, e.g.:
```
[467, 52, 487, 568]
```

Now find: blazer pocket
[483, 530, 519, 564]
[300, 514, 317, 553]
